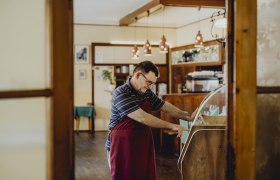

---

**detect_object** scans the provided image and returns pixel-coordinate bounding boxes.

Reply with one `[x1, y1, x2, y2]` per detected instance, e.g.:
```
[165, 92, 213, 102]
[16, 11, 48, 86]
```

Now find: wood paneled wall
[160, 93, 206, 153]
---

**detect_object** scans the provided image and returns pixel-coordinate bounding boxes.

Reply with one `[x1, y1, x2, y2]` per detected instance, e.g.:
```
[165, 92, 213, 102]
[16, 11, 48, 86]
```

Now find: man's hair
[133, 60, 160, 77]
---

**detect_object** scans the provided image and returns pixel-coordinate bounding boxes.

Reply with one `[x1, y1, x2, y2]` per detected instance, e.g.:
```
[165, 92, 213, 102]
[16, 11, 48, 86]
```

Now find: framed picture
[79, 69, 87, 80]
[75, 45, 89, 64]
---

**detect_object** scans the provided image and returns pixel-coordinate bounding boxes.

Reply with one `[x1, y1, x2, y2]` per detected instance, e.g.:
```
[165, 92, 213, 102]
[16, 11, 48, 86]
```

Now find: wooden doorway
[0, 0, 74, 180]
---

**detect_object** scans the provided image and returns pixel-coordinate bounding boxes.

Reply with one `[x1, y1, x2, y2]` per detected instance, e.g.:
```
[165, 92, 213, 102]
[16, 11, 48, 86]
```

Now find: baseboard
[73, 130, 108, 132]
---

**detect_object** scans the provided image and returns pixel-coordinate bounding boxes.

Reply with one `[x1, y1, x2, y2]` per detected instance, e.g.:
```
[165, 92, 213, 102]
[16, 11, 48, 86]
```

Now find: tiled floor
[75, 131, 181, 180]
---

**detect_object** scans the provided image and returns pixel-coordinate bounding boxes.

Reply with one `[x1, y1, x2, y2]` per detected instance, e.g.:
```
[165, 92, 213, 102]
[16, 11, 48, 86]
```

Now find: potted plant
[102, 69, 115, 92]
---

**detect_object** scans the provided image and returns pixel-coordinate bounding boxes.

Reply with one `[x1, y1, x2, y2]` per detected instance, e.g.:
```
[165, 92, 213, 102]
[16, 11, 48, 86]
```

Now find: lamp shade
[159, 35, 169, 53]
[143, 40, 152, 56]
[214, 18, 227, 29]
[131, 45, 139, 59]
[194, 30, 204, 47]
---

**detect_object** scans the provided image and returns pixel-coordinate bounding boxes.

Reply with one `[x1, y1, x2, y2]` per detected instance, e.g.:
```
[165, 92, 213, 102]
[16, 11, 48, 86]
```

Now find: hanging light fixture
[194, 30, 204, 47]
[159, 35, 168, 53]
[143, 40, 152, 56]
[131, 45, 139, 60]
[143, 10, 152, 56]
[131, 17, 139, 59]
[210, 9, 227, 46]
[159, 5, 168, 53]
[194, 7, 204, 48]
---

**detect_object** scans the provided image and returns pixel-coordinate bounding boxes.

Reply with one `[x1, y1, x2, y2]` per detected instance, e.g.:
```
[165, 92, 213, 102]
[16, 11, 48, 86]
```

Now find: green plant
[101, 70, 113, 84]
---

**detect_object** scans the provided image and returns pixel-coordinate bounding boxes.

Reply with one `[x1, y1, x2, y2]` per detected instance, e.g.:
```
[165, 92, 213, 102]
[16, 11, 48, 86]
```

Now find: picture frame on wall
[79, 69, 87, 80]
[75, 45, 89, 64]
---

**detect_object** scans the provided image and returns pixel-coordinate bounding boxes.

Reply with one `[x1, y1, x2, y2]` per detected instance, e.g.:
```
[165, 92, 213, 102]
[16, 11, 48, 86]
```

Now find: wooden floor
[75, 131, 181, 180]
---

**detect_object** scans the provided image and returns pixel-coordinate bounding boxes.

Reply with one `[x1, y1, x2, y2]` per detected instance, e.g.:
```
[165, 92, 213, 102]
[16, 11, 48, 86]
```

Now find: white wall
[74, 24, 176, 130]
[176, 17, 225, 46]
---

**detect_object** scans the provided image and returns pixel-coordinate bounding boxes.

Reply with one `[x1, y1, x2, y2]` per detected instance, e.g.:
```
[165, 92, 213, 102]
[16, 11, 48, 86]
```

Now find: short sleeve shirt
[105, 78, 165, 151]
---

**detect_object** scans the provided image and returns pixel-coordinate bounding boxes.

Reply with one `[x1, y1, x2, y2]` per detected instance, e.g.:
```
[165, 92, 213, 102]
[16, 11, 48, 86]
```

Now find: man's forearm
[127, 108, 187, 137]
[161, 101, 192, 121]
[141, 113, 175, 129]
[128, 109, 174, 129]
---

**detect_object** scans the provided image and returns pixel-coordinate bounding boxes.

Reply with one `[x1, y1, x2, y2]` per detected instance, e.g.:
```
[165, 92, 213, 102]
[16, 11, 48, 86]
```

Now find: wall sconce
[210, 9, 227, 46]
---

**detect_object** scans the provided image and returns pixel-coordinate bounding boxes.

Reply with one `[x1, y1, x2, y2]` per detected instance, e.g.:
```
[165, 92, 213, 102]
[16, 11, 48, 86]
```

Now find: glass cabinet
[178, 84, 227, 180]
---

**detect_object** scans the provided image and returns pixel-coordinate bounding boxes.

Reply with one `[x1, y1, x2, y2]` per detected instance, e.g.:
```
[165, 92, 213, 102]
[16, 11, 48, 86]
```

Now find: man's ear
[135, 71, 141, 78]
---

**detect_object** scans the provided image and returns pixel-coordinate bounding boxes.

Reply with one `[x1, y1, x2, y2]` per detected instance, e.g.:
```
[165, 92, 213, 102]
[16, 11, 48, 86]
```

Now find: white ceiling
[74, 0, 222, 28]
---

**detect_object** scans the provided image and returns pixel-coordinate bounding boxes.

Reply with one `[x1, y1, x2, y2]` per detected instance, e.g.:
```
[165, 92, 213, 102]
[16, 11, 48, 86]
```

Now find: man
[105, 60, 196, 180]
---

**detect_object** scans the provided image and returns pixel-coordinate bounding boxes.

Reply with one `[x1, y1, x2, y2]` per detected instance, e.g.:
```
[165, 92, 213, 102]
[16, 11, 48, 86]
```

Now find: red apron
[110, 100, 156, 180]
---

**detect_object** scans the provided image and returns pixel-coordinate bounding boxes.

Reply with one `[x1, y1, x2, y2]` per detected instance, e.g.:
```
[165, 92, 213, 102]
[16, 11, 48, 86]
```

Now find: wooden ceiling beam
[160, 0, 225, 8]
[119, 0, 160, 26]
[119, 0, 225, 26]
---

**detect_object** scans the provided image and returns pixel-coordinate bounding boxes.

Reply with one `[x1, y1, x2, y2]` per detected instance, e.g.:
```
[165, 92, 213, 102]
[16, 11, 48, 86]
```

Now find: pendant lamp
[159, 35, 168, 53]
[144, 11, 152, 56]
[131, 17, 139, 59]
[194, 30, 204, 47]
[159, 6, 168, 53]
[143, 40, 152, 56]
[194, 7, 204, 48]
[131, 45, 139, 60]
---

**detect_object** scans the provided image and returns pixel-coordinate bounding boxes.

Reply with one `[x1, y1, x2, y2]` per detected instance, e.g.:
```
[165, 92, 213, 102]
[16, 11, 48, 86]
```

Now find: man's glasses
[140, 73, 156, 86]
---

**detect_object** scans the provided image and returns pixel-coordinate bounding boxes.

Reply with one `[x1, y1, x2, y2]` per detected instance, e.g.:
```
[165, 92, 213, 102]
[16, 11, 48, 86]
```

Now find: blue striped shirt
[105, 78, 164, 151]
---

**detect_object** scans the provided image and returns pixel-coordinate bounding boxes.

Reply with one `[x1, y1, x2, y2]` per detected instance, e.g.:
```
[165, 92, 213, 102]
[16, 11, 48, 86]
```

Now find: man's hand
[181, 108, 198, 121]
[189, 108, 198, 121]
[168, 124, 188, 138]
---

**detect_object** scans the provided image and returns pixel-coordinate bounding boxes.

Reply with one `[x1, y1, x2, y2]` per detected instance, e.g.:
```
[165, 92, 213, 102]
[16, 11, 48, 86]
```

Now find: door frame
[227, 0, 257, 179]
[51, 0, 74, 179]
[0, 0, 74, 180]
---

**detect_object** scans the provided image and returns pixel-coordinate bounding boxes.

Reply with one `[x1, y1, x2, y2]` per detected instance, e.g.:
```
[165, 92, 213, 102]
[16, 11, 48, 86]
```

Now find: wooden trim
[73, 130, 92, 133]
[226, 0, 235, 179]
[91, 43, 168, 66]
[160, 0, 225, 8]
[91, 45, 95, 105]
[171, 39, 221, 51]
[172, 61, 223, 67]
[92, 63, 167, 66]
[257, 86, 280, 94]
[52, 0, 74, 179]
[0, 89, 52, 99]
[233, 0, 257, 179]
[170, 40, 225, 67]
[166, 48, 170, 93]
[119, 0, 225, 26]
[92, 42, 160, 47]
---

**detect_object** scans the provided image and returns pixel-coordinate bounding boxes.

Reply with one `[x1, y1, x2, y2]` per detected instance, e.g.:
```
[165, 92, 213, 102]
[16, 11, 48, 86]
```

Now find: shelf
[172, 61, 223, 67]
[115, 73, 129, 77]
[170, 40, 225, 94]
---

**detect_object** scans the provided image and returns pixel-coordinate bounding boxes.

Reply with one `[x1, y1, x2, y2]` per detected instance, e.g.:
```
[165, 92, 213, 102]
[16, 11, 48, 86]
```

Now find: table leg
[76, 117, 80, 134]
[88, 117, 92, 133]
